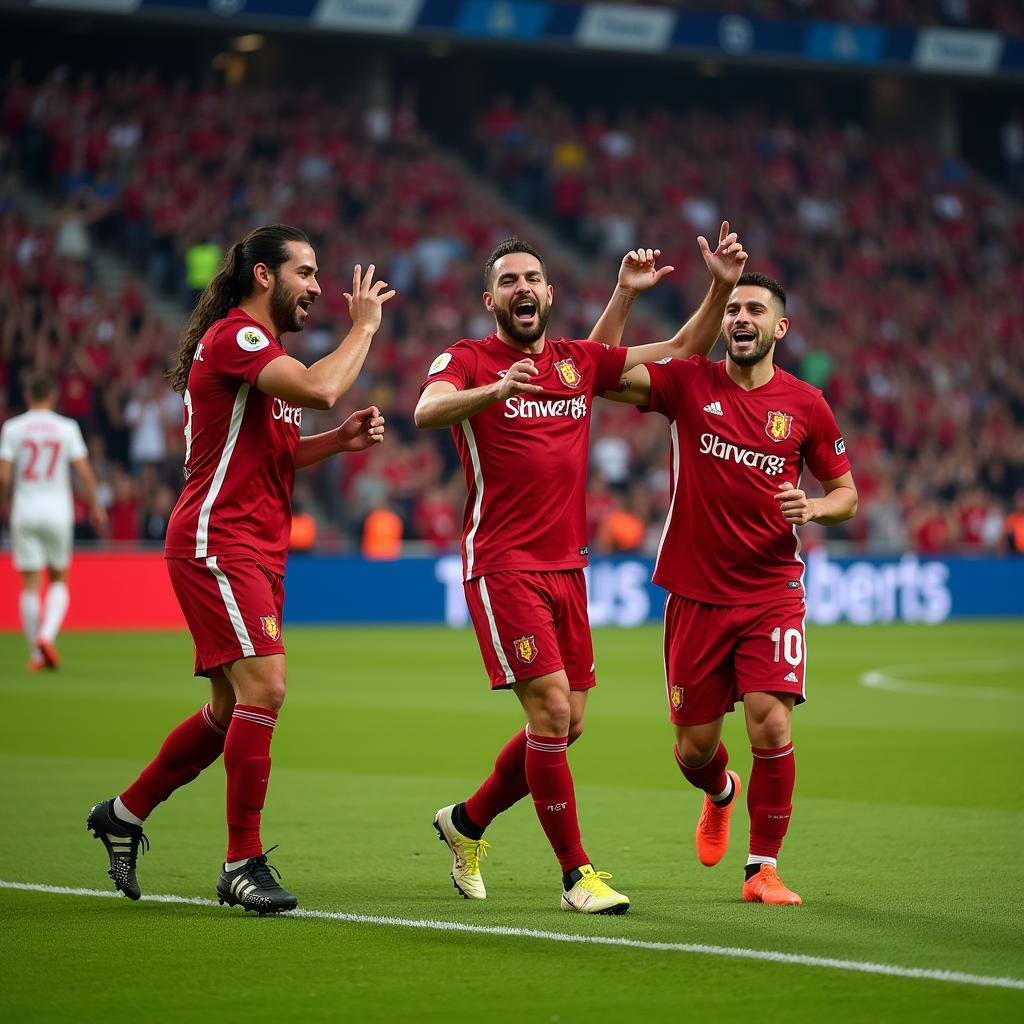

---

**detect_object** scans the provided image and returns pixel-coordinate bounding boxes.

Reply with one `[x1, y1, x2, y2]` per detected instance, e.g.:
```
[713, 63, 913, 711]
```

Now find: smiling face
[267, 241, 321, 335]
[722, 284, 788, 367]
[485, 251, 553, 346]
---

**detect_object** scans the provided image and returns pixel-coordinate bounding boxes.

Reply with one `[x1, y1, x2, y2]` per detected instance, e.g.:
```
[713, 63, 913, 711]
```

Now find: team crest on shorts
[670, 684, 684, 711]
[765, 410, 793, 443]
[554, 358, 582, 389]
[260, 615, 280, 641]
[512, 635, 538, 664]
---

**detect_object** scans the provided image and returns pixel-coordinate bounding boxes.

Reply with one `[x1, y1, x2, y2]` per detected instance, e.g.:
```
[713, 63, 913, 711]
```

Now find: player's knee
[538, 694, 571, 735]
[751, 709, 790, 748]
[264, 679, 287, 712]
[678, 738, 717, 767]
[567, 719, 585, 745]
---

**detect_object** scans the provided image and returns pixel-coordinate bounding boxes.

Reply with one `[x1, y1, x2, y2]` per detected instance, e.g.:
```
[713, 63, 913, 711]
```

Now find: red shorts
[663, 593, 807, 726]
[464, 569, 596, 690]
[166, 556, 286, 677]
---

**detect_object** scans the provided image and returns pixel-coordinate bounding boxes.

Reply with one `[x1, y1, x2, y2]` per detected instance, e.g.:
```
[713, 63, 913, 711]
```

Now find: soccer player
[87, 224, 393, 913]
[415, 226, 747, 913]
[0, 372, 107, 670]
[604, 271, 858, 905]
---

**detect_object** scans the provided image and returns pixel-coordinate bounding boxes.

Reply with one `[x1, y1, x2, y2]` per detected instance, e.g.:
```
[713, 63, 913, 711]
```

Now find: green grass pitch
[2, 621, 1022, 1023]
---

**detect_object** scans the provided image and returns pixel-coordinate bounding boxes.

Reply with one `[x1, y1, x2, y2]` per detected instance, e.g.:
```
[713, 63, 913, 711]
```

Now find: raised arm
[256, 264, 396, 411]
[588, 248, 674, 345]
[589, 222, 747, 362]
[414, 359, 542, 429]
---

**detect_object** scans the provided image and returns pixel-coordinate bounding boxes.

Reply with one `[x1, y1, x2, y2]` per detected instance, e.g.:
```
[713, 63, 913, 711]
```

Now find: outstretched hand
[344, 264, 397, 333]
[698, 221, 747, 288]
[337, 406, 386, 452]
[617, 248, 675, 295]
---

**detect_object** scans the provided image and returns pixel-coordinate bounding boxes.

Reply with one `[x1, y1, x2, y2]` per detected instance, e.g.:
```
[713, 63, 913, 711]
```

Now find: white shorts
[11, 518, 74, 572]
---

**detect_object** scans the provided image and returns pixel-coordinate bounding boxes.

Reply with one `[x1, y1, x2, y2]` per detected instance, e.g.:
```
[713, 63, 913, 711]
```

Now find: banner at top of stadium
[20, 0, 1024, 79]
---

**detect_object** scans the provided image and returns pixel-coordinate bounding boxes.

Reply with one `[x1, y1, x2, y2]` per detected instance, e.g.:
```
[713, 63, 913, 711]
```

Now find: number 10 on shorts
[771, 626, 803, 667]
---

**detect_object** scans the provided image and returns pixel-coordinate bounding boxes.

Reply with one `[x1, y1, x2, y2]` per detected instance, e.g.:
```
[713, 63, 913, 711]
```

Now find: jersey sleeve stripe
[478, 576, 516, 686]
[205, 556, 256, 658]
[460, 419, 485, 582]
[653, 421, 680, 574]
[195, 383, 250, 559]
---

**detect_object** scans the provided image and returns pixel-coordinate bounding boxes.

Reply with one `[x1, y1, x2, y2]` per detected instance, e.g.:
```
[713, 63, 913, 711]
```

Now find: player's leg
[13, 520, 46, 668]
[215, 651, 296, 914]
[18, 569, 44, 669]
[36, 561, 70, 668]
[514, 670, 629, 914]
[86, 671, 231, 900]
[735, 599, 806, 905]
[740, 692, 801, 905]
[663, 594, 742, 866]
[433, 573, 556, 899]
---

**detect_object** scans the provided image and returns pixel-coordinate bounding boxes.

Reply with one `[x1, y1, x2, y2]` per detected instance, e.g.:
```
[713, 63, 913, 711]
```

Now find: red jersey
[422, 334, 628, 581]
[644, 356, 851, 605]
[164, 309, 299, 575]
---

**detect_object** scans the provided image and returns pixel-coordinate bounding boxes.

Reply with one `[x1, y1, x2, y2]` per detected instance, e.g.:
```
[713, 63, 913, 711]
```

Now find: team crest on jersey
[260, 615, 280, 641]
[764, 410, 794, 443]
[237, 326, 270, 352]
[554, 358, 582, 389]
[512, 635, 538, 664]
[670, 685, 684, 711]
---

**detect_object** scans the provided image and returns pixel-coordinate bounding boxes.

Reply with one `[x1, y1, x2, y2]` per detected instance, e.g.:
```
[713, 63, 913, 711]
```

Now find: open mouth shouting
[513, 297, 538, 325]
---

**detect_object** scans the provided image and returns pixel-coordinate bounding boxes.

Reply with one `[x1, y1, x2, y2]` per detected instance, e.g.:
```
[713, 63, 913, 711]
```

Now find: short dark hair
[26, 372, 55, 402]
[737, 272, 786, 310]
[484, 237, 546, 289]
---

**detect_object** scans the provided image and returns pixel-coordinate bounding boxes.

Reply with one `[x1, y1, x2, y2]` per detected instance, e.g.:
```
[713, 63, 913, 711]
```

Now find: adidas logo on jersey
[784, 671, 799, 683]
[703, 401, 724, 416]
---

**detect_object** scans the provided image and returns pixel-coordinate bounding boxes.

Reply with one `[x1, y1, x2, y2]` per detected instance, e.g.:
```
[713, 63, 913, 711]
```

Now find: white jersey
[0, 409, 88, 523]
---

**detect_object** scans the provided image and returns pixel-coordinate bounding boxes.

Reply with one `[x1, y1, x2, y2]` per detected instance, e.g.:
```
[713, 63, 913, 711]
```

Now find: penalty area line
[2, 879, 1023, 993]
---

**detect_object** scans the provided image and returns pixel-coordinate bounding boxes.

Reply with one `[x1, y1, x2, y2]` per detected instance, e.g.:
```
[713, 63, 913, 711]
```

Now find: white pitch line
[2, 880, 1022, 992]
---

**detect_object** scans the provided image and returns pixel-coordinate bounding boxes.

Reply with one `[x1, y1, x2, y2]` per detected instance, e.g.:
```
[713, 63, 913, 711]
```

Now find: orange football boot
[37, 637, 60, 669]
[695, 770, 741, 866]
[28, 653, 46, 672]
[742, 863, 803, 905]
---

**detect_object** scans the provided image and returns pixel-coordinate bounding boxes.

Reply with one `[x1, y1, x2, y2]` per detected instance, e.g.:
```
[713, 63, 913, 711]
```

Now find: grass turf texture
[1, 622, 1022, 1023]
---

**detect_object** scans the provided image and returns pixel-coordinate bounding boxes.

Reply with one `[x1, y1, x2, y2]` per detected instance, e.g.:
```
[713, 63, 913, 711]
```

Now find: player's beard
[726, 327, 775, 366]
[493, 296, 551, 345]
[270, 279, 306, 335]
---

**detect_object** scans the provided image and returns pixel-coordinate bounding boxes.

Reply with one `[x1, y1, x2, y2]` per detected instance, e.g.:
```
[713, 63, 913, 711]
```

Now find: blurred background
[0, 0, 1022, 627]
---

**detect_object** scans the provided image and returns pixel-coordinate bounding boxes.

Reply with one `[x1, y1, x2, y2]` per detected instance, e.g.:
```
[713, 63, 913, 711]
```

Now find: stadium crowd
[1, 64, 1022, 556]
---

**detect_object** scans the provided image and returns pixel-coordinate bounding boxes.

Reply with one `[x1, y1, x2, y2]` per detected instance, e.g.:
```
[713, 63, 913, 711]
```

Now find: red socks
[224, 705, 278, 862]
[748, 743, 795, 858]
[674, 741, 729, 798]
[119, 705, 226, 820]
[465, 729, 530, 829]
[524, 730, 588, 872]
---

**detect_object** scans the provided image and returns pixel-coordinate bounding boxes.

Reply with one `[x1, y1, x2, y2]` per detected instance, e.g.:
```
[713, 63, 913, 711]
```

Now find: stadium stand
[1, 60, 1022, 554]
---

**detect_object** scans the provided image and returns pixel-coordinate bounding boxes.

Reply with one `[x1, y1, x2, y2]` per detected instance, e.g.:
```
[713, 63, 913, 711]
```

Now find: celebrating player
[604, 271, 858, 905]
[0, 372, 107, 670]
[415, 224, 747, 913]
[87, 224, 393, 913]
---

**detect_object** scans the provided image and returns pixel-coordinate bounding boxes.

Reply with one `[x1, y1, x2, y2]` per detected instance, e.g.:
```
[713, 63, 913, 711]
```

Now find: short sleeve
[65, 419, 89, 461]
[0, 422, 13, 461]
[585, 341, 629, 395]
[804, 395, 851, 482]
[420, 346, 473, 394]
[208, 320, 285, 386]
[642, 357, 695, 418]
